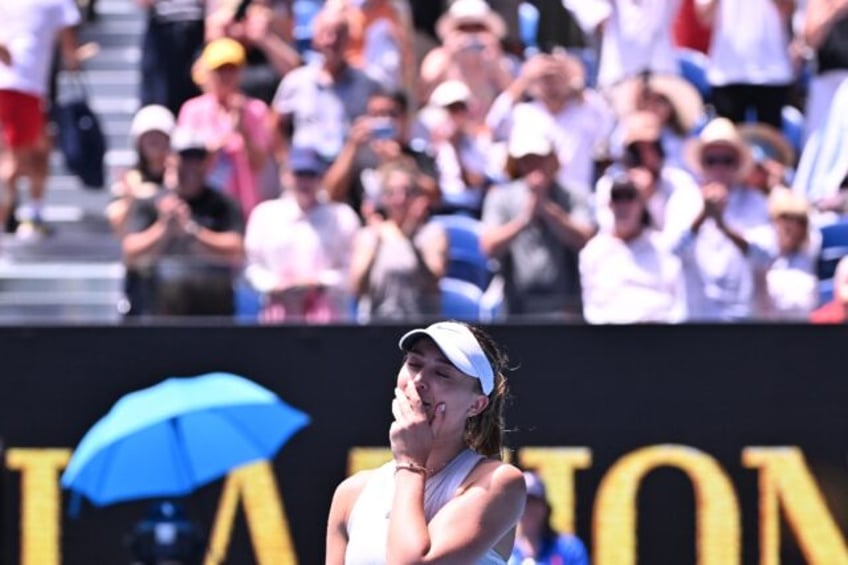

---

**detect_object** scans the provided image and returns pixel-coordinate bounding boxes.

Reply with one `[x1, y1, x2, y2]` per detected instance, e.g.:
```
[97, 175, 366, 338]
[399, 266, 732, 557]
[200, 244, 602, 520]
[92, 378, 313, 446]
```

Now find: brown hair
[461, 323, 510, 460]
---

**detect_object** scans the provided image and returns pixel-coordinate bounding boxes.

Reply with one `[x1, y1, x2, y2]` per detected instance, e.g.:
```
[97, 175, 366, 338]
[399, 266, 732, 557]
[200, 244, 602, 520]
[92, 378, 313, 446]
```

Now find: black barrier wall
[0, 324, 847, 564]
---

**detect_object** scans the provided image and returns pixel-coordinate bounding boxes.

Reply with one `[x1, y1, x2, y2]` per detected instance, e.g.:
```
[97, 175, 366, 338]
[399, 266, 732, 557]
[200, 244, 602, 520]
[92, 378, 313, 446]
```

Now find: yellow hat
[192, 38, 246, 85]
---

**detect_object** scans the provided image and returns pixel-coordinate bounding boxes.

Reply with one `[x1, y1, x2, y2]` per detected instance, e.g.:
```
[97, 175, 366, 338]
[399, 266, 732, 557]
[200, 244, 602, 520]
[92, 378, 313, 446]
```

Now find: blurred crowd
[5, 0, 848, 325]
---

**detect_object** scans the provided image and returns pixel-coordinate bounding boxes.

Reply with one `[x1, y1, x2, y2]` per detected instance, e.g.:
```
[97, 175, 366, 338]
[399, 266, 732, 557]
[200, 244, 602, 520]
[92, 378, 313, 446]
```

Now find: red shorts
[0, 89, 45, 149]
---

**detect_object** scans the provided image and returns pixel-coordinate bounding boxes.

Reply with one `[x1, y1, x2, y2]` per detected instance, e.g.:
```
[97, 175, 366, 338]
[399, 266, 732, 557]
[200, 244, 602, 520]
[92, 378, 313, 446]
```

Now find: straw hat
[768, 187, 810, 219]
[619, 111, 663, 146]
[191, 37, 247, 86]
[609, 73, 705, 133]
[737, 123, 796, 168]
[684, 117, 753, 180]
[436, 0, 507, 40]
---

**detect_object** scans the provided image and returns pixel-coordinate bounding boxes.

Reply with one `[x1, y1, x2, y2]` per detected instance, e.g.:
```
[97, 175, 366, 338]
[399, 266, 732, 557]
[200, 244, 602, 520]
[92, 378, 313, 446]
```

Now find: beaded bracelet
[395, 462, 428, 477]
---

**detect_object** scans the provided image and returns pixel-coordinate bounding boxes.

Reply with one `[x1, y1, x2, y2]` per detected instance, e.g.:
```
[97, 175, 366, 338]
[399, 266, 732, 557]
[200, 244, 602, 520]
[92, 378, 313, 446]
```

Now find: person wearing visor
[326, 321, 526, 565]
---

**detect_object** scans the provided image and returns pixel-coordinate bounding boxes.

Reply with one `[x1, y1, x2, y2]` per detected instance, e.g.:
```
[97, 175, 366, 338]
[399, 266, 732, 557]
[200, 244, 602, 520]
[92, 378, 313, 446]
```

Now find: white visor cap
[398, 322, 495, 395]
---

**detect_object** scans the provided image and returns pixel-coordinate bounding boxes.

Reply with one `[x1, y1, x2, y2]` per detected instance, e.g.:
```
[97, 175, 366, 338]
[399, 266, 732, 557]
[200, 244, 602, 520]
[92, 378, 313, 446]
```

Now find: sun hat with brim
[768, 187, 810, 220]
[609, 74, 705, 133]
[192, 37, 247, 86]
[737, 123, 796, 168]
[398, 321, 494, 395]
[620, 111, 663, 146]
[684, 117, 753, 180]
[436, 0, 507, 40]
[130, 105, 176, 144]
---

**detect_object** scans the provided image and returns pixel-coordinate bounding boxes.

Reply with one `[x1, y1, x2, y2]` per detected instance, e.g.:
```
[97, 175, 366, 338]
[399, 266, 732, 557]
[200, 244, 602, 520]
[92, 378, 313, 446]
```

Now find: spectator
[179, 37, 272, 220]
[272, 5, 381, 160]
[565, 0, 681, 89]
[595, 112, 701, 239]
[695, 0, 795, 129]
[334, 0, 415, 91]
[206, 0, 301, 104]
[675, 117, 770, 321]
[349, 160, 447, 322]
[107, 105, 176, 236]
[737, 123, 795, 197]
[425, 80, 491, 216]
[480, 129, 594, 320]
[324, 89, 439, 220]
[581, 172, 688, 324]
[811, 255, 848, 323]
[0, 0, 81, 237]
[802, 0, 848, 142]
[137, 0, 205, 117]
[244, 146, 360, 323]
[419, 0, 513, 123]
[487, 52, 614, 200]
[525, 0, 587, 53]
[608, 72, 705, 170]
[748, 188, 818, 320]
[122, 128, 245, 317]
[509, 471, 589, 565]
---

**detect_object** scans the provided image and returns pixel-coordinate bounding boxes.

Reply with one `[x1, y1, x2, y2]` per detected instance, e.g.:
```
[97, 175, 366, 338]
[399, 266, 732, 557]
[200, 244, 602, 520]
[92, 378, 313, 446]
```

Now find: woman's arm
[349, 227, 382, 298]
[326, 471, 372, 565]
[804, 0, 848, 49]
[388, 460, 526, 564]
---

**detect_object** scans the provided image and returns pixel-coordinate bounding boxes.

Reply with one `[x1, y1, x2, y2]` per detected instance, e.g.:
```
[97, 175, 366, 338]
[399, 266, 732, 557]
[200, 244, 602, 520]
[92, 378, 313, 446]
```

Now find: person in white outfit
[581, 172, 688, 324]
[674, 118, 771, 320]
[326, 321, 526, 565]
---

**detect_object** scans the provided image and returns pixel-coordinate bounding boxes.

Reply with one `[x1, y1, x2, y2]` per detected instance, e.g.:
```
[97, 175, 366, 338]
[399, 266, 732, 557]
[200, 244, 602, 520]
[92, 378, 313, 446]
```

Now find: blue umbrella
[61, 372, 310, 507]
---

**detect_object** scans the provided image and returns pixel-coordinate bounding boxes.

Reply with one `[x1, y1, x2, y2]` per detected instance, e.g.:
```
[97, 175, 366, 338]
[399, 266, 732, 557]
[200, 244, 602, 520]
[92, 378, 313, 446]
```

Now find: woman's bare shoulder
[333, 469, 376, 503]
[467, 458, 526, 498]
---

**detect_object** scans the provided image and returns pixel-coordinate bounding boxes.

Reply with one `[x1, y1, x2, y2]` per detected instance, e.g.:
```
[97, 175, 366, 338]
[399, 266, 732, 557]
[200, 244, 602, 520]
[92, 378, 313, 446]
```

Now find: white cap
[170, 127, 208, 154]
[508, 126, 554, 159]
[429, 80, 472, 108]
[398, 321, 494, 395]
[130, 105, 176, 143]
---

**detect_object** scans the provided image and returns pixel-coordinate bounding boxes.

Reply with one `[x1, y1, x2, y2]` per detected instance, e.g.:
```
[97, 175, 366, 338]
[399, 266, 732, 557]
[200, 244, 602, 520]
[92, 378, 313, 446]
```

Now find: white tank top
[344, 449, 507, 565]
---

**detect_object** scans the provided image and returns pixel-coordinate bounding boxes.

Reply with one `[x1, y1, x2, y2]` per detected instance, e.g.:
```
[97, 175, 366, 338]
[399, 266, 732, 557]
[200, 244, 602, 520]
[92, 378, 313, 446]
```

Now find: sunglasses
[610, 189, 639, 203]
[702, 153, 739, 168]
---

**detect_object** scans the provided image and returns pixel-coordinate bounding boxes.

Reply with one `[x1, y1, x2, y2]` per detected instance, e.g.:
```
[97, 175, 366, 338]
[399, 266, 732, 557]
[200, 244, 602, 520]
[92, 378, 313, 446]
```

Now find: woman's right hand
[390, 380, 445, 467]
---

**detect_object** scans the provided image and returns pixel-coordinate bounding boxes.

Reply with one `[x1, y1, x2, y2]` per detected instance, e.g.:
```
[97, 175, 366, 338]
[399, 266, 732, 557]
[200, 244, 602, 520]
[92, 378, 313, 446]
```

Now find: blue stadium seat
[234, 278, 263, 322]
[817, 219, 848, 304]
[440, 277, 482, 321]
[293, 0, 324, 54]
[676, 48, 711, 102]
[430, 215, 492, 290]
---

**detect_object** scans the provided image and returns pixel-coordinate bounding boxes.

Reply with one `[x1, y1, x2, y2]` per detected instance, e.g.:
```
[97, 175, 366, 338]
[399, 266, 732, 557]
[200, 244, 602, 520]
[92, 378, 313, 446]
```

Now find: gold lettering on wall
[204, 461, 297, 565]
[742, 447, 848, 565]
[517, 448, 592, 534]
[5, 448, 71, 565]
[593, 444, 740, 565]
[348, 447, 393, 475]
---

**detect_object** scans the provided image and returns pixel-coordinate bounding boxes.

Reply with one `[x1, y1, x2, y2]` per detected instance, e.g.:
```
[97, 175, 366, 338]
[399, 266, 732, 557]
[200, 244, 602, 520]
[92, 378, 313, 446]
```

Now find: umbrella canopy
[61, 372, 310, 507]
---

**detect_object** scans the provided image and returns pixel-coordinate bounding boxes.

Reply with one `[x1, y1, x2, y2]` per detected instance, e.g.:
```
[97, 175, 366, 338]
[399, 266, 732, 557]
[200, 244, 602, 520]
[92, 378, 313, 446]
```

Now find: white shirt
[580, 230, 687, 324]
[747, 225, 819, 320]
[674, 186, 771, 321]
[0, 0, 80, 96]
[698, 0, 794, 86]
[244, 194, 361, 294]
[578, 0, 681, 88]
[595, 166, 701, 235]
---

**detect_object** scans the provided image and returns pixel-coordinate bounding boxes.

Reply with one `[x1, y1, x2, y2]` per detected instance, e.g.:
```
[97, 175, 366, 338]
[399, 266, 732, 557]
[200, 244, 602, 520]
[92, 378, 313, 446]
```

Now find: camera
[370, 117, 397, 140]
